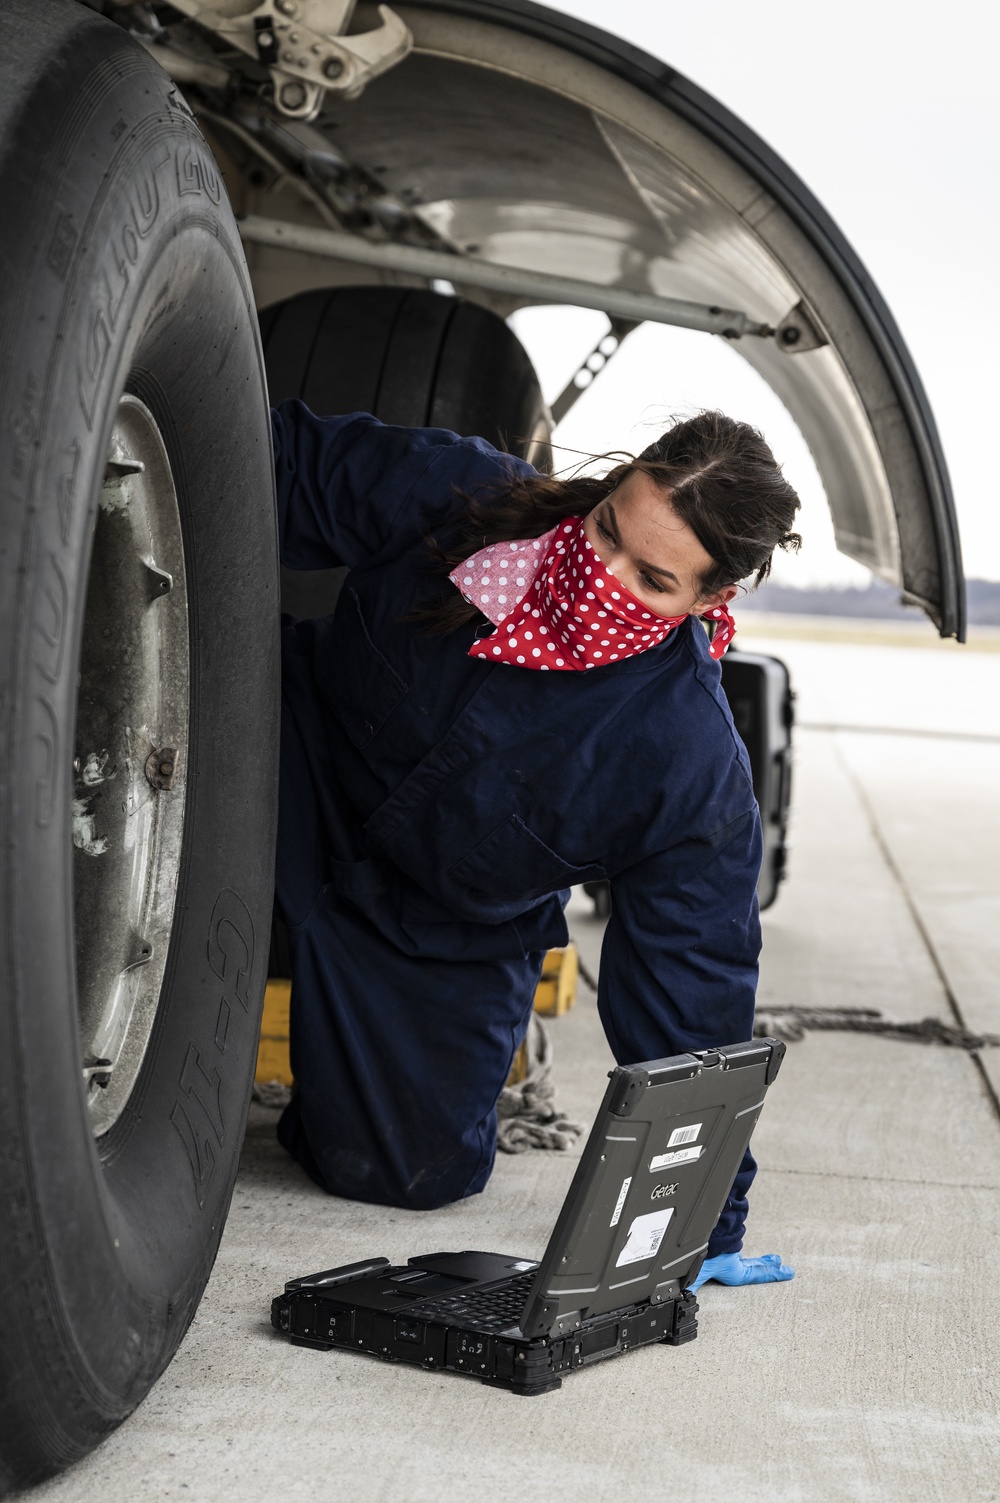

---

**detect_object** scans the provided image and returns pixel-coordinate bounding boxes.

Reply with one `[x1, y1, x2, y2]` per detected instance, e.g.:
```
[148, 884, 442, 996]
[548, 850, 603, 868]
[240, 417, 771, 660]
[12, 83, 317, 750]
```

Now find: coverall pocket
[448, 814, 603, 903]
[324, 588, 407, 748]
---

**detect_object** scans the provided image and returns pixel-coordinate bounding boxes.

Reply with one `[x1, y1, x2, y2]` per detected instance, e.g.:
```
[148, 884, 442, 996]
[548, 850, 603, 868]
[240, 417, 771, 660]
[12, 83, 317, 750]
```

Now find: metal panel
[365, 2, 963, 636]
[200, 0, 963, 634]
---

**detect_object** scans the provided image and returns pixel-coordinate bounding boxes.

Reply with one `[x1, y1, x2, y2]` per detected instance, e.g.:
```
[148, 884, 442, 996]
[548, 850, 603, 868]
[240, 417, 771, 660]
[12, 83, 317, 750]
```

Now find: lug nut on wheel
[145, 747, 178, 791]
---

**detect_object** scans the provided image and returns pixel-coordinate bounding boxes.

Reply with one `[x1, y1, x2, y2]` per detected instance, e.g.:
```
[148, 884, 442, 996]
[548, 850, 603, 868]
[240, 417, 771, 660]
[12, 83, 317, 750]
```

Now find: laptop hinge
[520, 1296, 561, 1340]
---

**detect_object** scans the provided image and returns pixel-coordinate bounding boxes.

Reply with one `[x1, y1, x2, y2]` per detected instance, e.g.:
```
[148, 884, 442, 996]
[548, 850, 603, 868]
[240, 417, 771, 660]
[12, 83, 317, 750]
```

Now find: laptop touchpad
[389, 1271, 475, 1295]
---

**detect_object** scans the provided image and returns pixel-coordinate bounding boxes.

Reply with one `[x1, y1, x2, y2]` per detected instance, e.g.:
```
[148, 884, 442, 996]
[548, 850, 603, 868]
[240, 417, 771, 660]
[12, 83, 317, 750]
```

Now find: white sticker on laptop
[649, 1145, 704, 1171]
[609, 1176, 632, 1227]
[615, 1208, 675, 1267]
[667, 1123, 702, 1148]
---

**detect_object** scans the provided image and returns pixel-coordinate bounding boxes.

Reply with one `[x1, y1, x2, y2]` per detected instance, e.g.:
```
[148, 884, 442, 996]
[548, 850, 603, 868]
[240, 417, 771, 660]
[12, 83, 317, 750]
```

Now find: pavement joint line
[829, 732, 1000, 1131]
[799, 722, 1000, 745]
[765, 1165, 1000, 1192]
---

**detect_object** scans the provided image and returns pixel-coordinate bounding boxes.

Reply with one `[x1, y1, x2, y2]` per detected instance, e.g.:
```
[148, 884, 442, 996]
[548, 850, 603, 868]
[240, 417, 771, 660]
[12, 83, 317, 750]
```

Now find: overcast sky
[511, 0, 998, 587]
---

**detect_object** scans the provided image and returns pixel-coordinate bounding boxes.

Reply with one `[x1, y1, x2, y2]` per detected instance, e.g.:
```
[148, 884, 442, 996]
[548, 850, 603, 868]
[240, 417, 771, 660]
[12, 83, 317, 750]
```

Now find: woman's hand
[687, 1251, 795, 1292]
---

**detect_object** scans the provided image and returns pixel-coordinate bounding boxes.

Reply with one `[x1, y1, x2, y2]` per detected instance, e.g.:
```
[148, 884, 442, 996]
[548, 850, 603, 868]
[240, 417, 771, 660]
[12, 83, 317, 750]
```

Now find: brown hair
[418, 411, 801, 634]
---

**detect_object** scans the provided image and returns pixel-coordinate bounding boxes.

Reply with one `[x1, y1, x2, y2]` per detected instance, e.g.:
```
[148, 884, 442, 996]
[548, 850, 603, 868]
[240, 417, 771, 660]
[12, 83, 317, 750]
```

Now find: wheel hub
[73, 395, 189, 1136]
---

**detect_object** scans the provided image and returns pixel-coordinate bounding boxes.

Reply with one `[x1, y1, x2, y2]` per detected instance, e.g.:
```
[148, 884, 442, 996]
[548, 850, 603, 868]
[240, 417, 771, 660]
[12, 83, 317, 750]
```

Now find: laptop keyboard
[405, 1271, 536, 1332]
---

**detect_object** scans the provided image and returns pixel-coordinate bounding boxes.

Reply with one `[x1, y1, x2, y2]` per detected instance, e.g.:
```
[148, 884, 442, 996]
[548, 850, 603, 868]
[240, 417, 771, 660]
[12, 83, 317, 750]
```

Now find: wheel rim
[73, 394, 190, 1137]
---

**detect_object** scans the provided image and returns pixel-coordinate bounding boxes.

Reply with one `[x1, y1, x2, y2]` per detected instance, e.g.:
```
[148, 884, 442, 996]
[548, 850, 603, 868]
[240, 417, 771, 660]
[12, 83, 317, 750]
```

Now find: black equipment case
[719, 650, 795, 910]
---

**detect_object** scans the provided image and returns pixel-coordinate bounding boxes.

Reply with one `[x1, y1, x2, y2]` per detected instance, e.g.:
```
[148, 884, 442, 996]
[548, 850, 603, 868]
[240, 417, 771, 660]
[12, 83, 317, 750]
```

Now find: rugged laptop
[271, 1038, 785, 1395]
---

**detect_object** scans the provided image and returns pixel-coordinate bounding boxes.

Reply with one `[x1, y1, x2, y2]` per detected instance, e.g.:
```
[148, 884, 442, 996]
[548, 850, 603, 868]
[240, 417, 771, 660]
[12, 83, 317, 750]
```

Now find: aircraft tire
[0, 3, 278, 1485]
[260, 285, 549, 620]
[260, 284, 549, 459]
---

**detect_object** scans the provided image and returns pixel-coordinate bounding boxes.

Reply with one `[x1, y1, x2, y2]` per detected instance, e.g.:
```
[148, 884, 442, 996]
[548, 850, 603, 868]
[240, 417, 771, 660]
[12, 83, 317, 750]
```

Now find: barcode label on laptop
[609, 1177, 632, 1227]
[649, 1145, 704, 1171]
[615, 1208, 675, 1267]
[667, 1123, 702, 1148]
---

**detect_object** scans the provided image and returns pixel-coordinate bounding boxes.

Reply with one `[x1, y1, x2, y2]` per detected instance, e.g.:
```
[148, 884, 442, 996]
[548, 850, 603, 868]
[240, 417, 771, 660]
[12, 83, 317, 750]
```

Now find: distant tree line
[741, 577, 1000, 626]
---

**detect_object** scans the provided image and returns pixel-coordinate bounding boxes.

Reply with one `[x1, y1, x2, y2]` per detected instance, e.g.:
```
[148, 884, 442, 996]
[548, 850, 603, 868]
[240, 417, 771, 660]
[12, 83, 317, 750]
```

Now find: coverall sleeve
[597, 808, 763, 1257]
[271, 399, 531, 570]
[597, 808, 761, 1063]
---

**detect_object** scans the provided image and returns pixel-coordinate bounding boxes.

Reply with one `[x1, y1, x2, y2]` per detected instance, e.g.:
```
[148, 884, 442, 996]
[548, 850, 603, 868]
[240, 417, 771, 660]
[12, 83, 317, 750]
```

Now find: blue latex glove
[686, 1251, 794, 1293]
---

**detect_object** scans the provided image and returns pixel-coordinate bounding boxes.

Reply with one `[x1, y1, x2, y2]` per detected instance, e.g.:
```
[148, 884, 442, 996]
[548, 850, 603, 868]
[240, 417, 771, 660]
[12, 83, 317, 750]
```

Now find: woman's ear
[699, 583, 739, 611]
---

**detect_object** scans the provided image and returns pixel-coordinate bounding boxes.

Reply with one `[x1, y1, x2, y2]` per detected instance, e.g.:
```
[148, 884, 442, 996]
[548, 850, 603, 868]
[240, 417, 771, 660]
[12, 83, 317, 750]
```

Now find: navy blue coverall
[271, 401, 763, 1256]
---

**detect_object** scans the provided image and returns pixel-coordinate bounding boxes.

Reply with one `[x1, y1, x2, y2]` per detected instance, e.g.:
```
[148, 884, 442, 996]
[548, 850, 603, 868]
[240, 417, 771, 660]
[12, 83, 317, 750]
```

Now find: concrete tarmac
[29, 632, 1000, 1502]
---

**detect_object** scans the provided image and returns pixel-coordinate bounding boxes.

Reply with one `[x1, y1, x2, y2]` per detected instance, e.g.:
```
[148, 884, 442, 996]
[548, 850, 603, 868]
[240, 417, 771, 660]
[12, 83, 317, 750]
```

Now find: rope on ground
[253, 1080, 293, 1108]
[754, 1006, 999, 1051]
[497, 1013, 586, 1154]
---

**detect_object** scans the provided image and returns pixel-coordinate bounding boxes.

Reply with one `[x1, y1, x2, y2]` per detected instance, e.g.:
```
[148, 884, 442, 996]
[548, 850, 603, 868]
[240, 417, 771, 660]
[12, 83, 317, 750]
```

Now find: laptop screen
[519, 1039, 784, 1339]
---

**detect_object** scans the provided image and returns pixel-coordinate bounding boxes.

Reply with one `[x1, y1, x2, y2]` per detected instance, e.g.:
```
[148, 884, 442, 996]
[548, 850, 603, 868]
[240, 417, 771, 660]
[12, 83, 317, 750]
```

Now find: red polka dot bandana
[456, 516, 736, 671]
[450, 527, 557, 625]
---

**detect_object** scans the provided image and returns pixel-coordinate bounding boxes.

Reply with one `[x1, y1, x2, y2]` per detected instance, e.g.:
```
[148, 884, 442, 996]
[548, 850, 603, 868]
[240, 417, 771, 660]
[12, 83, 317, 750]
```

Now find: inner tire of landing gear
[258, 286, 551, 621]
[0, 2, 279, 1486]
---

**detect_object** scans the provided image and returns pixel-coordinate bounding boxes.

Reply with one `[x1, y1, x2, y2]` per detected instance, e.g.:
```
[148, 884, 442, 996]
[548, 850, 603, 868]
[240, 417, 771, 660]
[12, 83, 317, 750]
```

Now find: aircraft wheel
[260, 284, 549, 460]
[0, 2, 278, 1484]
[260, 285, 549, 620]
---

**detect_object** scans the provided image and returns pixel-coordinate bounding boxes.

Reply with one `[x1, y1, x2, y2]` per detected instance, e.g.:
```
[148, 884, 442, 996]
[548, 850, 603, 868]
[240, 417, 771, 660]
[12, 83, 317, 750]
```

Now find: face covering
[449, 515, 736, 671]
